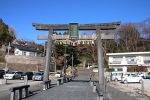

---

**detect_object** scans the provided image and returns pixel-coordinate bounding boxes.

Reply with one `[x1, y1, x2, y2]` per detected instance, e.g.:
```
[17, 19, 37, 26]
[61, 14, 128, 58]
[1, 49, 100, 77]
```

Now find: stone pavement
[24, 68, 97, 100]
[22, 68, 148, 100]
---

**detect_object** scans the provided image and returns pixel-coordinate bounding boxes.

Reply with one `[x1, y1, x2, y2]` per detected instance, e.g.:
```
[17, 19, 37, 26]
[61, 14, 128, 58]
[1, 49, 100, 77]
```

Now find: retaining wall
[0, 55, 45, 72]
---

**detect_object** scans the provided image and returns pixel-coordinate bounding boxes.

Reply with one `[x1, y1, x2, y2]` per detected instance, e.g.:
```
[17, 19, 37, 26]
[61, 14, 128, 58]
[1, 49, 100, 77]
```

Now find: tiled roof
[11, 44, 42, 53]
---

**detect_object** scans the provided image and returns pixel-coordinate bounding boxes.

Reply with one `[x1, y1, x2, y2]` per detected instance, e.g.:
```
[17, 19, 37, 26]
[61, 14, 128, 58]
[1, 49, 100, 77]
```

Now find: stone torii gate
[32, 21, 121, 87]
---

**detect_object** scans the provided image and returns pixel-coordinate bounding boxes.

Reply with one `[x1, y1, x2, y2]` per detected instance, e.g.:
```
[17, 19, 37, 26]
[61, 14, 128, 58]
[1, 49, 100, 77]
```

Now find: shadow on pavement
[23, 85, 56, 99]
[71, 80, 90, 82]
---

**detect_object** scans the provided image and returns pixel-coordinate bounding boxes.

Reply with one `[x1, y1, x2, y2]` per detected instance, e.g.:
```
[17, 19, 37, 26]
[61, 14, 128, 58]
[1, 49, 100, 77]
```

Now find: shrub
[105, 68, 115, 72]
[127, 65, 147, 72]
[0, 56, 6, 62]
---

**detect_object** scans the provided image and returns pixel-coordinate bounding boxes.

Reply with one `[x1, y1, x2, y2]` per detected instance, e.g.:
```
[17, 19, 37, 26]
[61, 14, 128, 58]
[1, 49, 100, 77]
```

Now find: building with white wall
[11, 44, 42, 56]
[106, 52, 150, 72]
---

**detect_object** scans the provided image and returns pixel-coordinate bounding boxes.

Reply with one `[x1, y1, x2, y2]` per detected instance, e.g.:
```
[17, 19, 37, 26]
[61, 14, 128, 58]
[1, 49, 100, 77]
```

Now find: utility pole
[143, 42, 145, 51]
[5, 42, 10, 72]
[72, 52, 73, 69]
[64, 39, 68, 82]
[4, 42, 10, 83]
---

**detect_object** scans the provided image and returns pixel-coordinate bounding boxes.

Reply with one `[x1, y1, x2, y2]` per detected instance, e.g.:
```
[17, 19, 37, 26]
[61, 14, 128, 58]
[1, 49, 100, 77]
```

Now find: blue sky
[0, 0, 150, 44]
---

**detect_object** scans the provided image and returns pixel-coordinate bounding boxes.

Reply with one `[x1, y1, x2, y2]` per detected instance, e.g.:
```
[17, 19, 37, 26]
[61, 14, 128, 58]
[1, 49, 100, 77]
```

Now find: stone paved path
[23, 68, 146, 100]
[24, 68, 97, 100]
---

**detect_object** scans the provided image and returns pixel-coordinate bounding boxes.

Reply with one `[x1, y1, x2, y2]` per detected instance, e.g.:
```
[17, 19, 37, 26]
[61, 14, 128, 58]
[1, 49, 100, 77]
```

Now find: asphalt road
[0, 80, 42, 100]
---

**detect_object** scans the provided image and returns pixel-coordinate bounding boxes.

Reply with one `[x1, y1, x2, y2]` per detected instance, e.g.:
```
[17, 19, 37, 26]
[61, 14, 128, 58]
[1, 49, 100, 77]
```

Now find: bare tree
[141, 18, 150, 38]
[117, 23, 140, 52]
[9, 26, 16, 39]
[133, 18, 150, 51]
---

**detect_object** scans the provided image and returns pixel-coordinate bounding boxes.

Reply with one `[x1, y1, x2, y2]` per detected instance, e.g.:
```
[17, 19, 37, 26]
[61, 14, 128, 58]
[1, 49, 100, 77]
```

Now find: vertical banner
[69, 23, 79, 39]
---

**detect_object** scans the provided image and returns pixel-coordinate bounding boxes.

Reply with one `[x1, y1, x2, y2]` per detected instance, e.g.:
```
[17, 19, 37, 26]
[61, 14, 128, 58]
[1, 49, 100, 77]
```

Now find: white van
[111, 71, 124, 81]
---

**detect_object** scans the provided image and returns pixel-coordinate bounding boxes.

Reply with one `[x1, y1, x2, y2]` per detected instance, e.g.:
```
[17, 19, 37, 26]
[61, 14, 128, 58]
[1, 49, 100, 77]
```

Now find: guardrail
[9, 85, 30, 100]
[89, 73, 110, 100]
[56, 77, 64, 85]
[54, 75, 73, 85]
[43, 80, 51, 90]
[66, 75, 73, 82]
[96, 85, 104, 100]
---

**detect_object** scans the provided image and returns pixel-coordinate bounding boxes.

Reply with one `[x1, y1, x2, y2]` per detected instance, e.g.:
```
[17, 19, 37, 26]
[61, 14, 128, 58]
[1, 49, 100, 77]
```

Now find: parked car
[4, 71, 20, 79]
[121, 72, 136, 80]
[121, 72, 139, 78]
[111, 71, 124, 81]
[55, 72, 62, 77]
[20, 72, 34, 80]
[16, 71, 23, 78]
[0, 70, 5, 72]
[0, 71, 5, 78]
[121, 73, 143, 84]
[32, 72, 44, 81]
[38, 70, 44, 72]
[137, 72, 148, 79]
[92, 65, 98, 72]
[145, 72, 150, 79]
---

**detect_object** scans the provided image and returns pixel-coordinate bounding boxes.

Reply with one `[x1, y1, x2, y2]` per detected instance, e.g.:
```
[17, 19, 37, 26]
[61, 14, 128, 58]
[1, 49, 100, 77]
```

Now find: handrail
[96, 85, 104, 100]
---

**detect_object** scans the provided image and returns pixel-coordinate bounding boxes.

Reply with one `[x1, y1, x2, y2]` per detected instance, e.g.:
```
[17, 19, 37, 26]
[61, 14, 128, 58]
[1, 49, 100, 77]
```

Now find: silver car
[4, 71, 21, 79]
[55, 72, 62, 77]
[32, 72, 44, 81]
[111, 71, 123, 81]
[121, 73, 143, 84]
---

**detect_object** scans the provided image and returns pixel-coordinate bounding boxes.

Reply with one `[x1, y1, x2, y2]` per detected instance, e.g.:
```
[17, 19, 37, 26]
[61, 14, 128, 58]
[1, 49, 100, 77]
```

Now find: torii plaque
[32, 21, 121, 90]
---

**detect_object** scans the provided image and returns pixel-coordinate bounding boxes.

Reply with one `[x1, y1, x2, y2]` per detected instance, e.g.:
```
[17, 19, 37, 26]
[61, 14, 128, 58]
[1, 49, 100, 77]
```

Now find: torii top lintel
[32, 21, 121, 30]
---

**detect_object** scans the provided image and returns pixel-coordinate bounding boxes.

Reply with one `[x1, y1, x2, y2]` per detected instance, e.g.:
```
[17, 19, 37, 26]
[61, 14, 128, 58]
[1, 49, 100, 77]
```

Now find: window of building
[126, 56, 136, 61]
[143, 56, 150, 63]
[126, 56, 136, 64]
[85, 41, 88, 44]
[23, 52, 26, 55]
[113, 57, 123, 61]
[30, 52, 35, 56]
[117, 68, 122, 71]
[89, 41, 92, 44]
[143, 56, 150, 60]
[111, 57, 122, 64]
[16, 51, 19, 54]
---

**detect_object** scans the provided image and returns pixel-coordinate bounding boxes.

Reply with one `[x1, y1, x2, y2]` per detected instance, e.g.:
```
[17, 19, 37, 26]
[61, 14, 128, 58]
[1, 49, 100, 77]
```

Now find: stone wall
[0, 48, 5, 57]
[0, 55, 45, 72]
[0, 63, 43, 72]
[5, 55, 45, 64]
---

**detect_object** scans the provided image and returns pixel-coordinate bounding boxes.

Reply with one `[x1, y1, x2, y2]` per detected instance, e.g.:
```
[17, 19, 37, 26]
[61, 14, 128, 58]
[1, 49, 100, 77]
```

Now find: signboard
[69, 23, 79, 39]
[37, 35, 48, 40]
[64, 54, 70, 57]
[101, 34, 114, 39]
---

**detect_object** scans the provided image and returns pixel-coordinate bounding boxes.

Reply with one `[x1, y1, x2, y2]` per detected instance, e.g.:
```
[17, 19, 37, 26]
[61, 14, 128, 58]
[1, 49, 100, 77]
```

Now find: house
[7, 44, 42, 56]
[106, 52, 150, 72]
